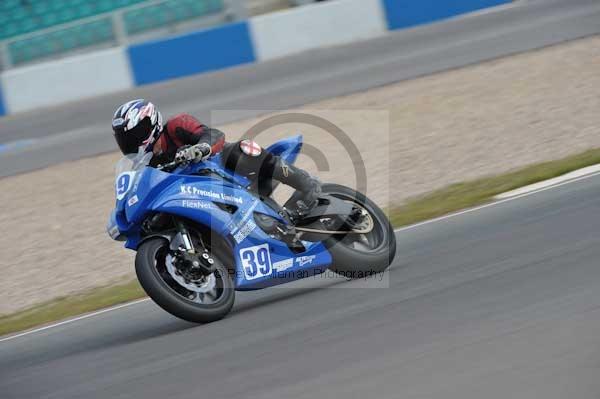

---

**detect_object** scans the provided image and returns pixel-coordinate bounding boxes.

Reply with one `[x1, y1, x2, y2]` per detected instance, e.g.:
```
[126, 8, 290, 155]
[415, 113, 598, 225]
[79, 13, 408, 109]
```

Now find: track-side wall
[0, 0, 511, 115]
[128, 21, 256, 85]
[382, 0, 511, 30]
[0, 47, 134, 114]
[250, 0, 386, 61]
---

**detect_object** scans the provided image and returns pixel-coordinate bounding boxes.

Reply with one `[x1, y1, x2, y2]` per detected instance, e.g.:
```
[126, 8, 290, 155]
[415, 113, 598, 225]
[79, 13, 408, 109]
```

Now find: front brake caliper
[173, 248, 216, 276]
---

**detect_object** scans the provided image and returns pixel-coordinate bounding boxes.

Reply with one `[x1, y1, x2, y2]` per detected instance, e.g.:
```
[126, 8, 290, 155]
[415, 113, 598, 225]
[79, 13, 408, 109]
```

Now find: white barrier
[0, 47, 133, 114]
[250, 0, 387, 61]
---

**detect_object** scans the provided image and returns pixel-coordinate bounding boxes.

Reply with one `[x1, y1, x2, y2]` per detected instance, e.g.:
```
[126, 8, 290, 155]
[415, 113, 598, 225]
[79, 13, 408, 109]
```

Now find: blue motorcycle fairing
[145, 172, 332, 290]
[108, 134, 333, 290]
[265, 134, 302, 164]
[233, 239, 332, 290]
[148, 173, 280, 237]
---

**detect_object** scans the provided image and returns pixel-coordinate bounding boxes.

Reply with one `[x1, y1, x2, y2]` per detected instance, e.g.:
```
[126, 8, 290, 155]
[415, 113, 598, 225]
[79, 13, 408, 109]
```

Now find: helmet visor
[114, 118, 152, 155]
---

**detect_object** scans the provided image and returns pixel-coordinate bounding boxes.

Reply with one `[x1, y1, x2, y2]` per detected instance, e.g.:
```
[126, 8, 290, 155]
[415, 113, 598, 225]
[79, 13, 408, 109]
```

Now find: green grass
[2, 147, 600, 337]
[0, 280, 145, 337]
[389, 148, 600, 227]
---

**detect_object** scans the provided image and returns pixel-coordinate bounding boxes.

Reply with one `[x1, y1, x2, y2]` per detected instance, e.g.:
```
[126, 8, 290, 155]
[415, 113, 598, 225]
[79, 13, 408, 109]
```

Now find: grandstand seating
[0, 0, 225, 66]
[125, 0, 224, 34]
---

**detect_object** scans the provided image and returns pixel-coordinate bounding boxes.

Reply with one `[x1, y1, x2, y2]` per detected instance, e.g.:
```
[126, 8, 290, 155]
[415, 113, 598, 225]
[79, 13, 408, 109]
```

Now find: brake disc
[165, 254, 217, 293]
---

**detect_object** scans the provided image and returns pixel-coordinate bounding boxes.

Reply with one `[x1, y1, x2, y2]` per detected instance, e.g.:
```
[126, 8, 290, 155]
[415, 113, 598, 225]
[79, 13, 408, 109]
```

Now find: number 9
[115, 173, 132, 200]
[117, 174, 130, 195]
[257, 248, 271, 274]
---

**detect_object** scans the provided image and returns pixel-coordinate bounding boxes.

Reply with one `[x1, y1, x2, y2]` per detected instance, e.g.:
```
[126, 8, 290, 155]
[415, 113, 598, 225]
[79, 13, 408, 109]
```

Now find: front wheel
[322, 184, 396, 277]
[135, 237, 235, 323]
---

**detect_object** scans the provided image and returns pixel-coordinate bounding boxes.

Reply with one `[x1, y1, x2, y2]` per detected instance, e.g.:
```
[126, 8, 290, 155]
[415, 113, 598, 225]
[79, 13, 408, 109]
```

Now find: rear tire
[322, 184, 396, 278]
[136, 238, 235, 323]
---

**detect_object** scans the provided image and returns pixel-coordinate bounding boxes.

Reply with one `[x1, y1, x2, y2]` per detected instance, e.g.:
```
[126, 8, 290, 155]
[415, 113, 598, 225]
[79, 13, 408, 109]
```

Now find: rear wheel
[135, 236, 235, 323]
[322, 184, 396, 277]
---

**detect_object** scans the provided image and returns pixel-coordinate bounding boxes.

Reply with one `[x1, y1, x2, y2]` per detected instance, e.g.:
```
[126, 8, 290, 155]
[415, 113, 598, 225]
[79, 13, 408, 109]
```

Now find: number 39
[240, 244, 272, 280]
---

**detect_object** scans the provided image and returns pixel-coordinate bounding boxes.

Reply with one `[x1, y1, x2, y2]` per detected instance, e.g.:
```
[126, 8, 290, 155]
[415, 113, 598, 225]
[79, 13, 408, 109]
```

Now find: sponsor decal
[239, 244, 272, 280]
[296, 255, 316, 267]
[273, 258, 294, 272]
[281, 162, 289, 178]
[226, 201, 258, 233]
[127, 195, 139, 207]
[233, 219, 256, 243]
[180, 185, 243, 204]
[240, 140, 262, 157]
[182, 200, 212, 210]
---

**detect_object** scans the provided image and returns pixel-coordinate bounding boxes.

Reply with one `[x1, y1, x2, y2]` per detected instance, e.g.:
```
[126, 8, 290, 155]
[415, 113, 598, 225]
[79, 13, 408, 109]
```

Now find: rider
[111, 99, 321, 217]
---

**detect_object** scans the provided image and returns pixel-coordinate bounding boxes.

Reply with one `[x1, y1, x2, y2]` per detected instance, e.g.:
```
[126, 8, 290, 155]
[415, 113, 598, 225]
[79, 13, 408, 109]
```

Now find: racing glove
[175, 143, 212, 164]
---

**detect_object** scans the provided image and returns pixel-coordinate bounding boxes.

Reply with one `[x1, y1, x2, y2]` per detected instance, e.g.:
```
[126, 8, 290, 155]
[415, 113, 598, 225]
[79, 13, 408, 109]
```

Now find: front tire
[322, 184, 396, 278]
[135, 238, 235, 323]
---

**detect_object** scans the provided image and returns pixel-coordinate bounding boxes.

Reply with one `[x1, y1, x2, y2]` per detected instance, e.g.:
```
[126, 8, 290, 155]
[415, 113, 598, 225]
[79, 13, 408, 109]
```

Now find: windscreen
[114, 150, 152, 201]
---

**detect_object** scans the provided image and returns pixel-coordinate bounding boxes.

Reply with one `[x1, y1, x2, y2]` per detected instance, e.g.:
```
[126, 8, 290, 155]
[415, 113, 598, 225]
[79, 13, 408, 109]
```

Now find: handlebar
[157, 159, 185, 171]
[158, 144, 211, 171]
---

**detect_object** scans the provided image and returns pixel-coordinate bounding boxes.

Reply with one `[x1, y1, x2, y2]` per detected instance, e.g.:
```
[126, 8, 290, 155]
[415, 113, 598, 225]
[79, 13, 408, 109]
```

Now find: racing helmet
[112, 99, 163, 154]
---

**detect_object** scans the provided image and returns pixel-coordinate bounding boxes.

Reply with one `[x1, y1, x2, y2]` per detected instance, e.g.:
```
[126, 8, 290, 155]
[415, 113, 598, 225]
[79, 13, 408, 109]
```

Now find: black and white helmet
[112, 99, 163, 154]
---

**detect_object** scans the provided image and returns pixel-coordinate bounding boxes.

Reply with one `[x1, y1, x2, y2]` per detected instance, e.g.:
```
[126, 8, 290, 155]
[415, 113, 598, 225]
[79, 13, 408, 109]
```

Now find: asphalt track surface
[3, 171, 600, 398]
[1, 0, 600, 177]
[2, 1, 600, 397]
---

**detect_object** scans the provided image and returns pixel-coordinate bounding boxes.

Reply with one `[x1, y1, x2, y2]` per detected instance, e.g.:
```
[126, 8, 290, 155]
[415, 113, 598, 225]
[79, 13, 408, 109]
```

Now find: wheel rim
[152, 244, 228, 305]
[329, 193, 387, 253]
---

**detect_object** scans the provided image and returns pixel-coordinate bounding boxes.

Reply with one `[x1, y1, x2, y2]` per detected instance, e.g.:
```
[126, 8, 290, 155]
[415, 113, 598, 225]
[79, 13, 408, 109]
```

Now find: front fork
[171, 219, 196, 253]
[170, 218, 216, 275]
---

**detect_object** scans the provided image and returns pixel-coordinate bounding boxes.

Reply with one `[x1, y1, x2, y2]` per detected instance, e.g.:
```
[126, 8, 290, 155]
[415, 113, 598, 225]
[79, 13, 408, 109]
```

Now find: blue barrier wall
[382, 0, 511, 30]
[128, 21, 256, 86]
[0, 83, 5, 116]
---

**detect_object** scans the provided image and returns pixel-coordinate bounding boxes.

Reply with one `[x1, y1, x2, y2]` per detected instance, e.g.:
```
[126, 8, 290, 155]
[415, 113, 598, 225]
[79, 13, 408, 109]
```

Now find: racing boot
[273, 158, 322, 220]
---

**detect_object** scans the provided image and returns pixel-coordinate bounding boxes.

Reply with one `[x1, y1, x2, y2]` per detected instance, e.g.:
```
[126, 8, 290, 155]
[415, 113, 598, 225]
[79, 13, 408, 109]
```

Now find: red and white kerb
[240, 140, 262, 157]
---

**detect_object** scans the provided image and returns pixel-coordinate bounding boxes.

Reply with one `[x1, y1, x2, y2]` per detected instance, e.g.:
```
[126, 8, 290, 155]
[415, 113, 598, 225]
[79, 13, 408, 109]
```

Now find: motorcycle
[107, 135, 396, 323]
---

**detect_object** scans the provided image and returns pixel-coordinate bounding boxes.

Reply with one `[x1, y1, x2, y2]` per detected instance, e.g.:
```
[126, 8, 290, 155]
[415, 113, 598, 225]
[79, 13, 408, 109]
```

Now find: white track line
[0, 298, 150, 344]
[494, 164, 600, 200]
[3, 168, 600, 343]
[396, 169, 600, 232]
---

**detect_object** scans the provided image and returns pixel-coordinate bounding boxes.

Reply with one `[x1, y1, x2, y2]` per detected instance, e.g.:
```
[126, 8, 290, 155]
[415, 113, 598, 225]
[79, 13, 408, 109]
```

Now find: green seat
[124, 9, 145, 34]
[50, 0, 70, 12]
[1, 0, 21, 10]
[97, 0, 116, 13]
[66, 0, 86, 8]
[91, 18, 114, 41]
[147, 5, 168, 25]
[52, 28, 76, 51]
[3, 0, 226, 41]
[208, 0, 225, 13]
[31, 2, 51, 16]
[124, 0, 225, 35]
[9, 41, 28, 64]
[19, 18, 35, 36]
[57, 8, 78, 24]
[40, 12, 59, 28]
[9, 18, 115, 66]
[1, 23, 19, 40]
[77, 3, 97, 19]
[171, 4, 190, 23]
[4, 0, 226, 65]
[10, 8, 28, 21]
[10, 36, 47, 64]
